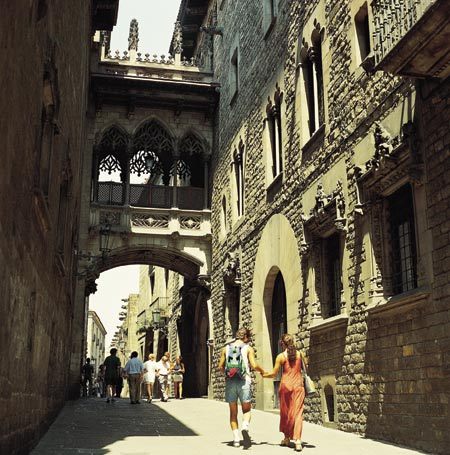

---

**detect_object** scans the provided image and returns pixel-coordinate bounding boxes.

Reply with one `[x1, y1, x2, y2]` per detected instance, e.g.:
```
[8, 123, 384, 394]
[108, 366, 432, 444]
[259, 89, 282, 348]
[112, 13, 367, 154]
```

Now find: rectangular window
[325, 234, 342, 318]
[355, 3, 371, 63]
[388, 185, 417, 294]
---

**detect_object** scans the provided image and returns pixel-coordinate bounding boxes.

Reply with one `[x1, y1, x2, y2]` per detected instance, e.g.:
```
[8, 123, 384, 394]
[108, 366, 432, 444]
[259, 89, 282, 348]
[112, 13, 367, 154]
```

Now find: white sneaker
[233, 440, 240, 448]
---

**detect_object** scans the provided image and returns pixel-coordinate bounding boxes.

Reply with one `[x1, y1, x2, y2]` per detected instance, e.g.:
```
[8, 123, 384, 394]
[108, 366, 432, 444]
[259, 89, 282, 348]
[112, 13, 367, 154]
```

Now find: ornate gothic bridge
[69, 20, 218, 396]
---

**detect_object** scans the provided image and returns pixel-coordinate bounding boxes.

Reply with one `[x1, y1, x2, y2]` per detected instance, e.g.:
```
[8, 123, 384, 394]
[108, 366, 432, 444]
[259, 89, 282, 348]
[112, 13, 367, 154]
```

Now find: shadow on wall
[364, 304, 447, 454]
[307, 324, 346, 425]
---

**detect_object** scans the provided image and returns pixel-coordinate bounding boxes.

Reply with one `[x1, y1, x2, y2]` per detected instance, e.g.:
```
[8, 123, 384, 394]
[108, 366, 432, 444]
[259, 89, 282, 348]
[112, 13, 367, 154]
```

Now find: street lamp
[99, 223, 111, 258]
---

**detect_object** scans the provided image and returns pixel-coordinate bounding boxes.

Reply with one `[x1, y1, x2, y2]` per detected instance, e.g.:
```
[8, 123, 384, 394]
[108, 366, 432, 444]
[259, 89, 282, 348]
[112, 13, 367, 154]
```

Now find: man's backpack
[225, 344, 246, 379]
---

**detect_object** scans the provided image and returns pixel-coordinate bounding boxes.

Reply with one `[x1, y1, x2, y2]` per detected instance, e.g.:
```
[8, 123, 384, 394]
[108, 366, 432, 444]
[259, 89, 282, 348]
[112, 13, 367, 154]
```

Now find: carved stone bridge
[76, 21, 218, 287]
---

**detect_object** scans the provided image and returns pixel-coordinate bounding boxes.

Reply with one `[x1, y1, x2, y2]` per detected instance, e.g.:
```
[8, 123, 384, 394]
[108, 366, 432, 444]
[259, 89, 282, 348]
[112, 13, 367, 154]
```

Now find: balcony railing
[95, 181, 207, 210]
[372, 0, 450, 78]
[97, 181, 124, 205]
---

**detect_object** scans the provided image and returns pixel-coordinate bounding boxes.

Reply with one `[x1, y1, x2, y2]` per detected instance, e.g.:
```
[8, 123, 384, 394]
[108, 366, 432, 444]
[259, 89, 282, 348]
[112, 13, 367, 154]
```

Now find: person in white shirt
[156, 355, 171, 402]
[143, 353, 157, 403]
[124, 351, 144, 404]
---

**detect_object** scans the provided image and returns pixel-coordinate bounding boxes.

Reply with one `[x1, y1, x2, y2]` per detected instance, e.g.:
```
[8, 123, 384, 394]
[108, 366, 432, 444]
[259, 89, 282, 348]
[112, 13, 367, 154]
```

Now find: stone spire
[128, 18, 139, 51]
[172, 20, 183, 65]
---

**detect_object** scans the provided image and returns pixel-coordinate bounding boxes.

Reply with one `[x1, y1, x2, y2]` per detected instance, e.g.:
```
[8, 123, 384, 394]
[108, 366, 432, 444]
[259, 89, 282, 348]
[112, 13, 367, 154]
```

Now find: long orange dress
[279, 353, 305, 440]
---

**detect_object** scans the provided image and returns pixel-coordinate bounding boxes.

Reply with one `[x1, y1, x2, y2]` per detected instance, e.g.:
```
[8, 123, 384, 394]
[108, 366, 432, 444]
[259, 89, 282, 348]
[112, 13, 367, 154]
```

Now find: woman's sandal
[280, 438, 290, 447]
[294, 440, 303, 452]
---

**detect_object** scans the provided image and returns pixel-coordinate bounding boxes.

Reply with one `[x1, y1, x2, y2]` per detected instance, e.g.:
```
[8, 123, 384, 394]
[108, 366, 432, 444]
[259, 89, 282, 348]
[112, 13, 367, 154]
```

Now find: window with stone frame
[302, 180, 347, 320]
[354, 2, 372, 65]
[355, 121, 424, 300]
[298, 20, 325, 138]
[266, 83, 283, 179]
[388, 184, 417, 294]
[263, 0, 277, 37]
[230, 47, 239, 102]
[233, 139, 245, 217]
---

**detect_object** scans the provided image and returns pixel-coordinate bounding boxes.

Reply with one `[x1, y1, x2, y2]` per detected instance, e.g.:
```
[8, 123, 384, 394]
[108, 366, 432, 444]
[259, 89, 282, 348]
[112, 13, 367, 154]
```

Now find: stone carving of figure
[128, 19, 139, 51]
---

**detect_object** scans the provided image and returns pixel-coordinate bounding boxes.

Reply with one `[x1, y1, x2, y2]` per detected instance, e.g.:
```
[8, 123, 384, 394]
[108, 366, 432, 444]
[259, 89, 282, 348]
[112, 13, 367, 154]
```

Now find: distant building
[86, 311, 107, 370]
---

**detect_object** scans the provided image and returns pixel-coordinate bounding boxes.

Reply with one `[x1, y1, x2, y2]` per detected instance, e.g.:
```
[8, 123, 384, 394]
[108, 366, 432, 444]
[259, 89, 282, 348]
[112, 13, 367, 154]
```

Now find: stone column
[203, 154, 210, 209]
[124, 153, 131, 206]
[67, 278, 97, 399]
[172, 153, 179, 208]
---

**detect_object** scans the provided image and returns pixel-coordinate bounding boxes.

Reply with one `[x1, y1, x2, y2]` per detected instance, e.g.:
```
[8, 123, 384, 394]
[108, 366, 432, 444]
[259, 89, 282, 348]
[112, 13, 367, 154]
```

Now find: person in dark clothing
[81, 358, 94, 397]
[104, 348, 121, 403]
[115, 366, 124, 398]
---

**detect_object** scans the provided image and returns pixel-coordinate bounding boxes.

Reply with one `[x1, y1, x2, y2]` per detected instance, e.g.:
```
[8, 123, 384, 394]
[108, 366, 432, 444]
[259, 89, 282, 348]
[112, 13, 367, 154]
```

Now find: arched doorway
[251, 213, 302, 410]
[271, 271, 287, 409]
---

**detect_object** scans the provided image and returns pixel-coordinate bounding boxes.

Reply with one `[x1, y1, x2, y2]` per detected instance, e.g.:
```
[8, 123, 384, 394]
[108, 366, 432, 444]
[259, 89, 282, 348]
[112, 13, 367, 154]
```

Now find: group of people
[218, 327, 309, 452]
[82, 349, 186, 404]
[127, 351, 186, 404]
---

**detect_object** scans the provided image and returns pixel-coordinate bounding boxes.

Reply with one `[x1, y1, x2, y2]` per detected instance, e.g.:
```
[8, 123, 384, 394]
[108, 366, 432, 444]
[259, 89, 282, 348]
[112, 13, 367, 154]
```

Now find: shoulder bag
[300, 351, 317, 397]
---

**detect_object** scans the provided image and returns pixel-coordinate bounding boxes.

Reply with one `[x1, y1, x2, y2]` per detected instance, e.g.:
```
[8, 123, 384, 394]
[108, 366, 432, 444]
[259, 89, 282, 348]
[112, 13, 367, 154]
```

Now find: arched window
[299, 21, 325, 138]
[94, 126, 128, 205]
[178, 133, 205, 187]
[131, 120, 174, 185]
[130, 121, 174, 208]
[266, 83, 283, 179]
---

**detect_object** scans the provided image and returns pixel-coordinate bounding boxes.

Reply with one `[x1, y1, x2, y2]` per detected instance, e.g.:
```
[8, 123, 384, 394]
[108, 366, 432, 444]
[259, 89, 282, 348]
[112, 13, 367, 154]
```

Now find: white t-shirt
[157, 360, 170, 375]
[143, 360, 157, 375]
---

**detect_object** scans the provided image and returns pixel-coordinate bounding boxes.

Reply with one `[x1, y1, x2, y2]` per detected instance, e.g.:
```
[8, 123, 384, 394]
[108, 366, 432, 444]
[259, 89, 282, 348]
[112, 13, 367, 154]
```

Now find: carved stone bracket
[357, 121, 424, 204]
[304, 180, 347, 236]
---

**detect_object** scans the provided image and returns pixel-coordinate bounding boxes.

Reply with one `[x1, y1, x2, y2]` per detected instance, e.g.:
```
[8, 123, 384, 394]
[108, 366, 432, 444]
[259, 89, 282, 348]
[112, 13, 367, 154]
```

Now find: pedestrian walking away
[124, 351, 144, 404]
[218, 327, 265, 448]
[263, 334, 306, 452]
[115, 366, 124, 398]
[156, 355, 171, 402]
[81, 358, 94, 397]
[172, 355, 185, 399]
[143, 353, 157, 403]
[103, 348, 121, 403]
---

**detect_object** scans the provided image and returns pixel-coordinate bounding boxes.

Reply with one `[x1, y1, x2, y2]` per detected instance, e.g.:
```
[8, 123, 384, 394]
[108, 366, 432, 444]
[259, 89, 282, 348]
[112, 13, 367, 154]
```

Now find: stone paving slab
[31, 397, 430, 455]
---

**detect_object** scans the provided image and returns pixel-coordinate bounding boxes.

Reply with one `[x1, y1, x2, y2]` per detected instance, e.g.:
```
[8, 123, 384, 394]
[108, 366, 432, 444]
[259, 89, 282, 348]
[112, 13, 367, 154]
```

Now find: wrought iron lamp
[99, 223, 112, 258]
[151, 308, 168, 336]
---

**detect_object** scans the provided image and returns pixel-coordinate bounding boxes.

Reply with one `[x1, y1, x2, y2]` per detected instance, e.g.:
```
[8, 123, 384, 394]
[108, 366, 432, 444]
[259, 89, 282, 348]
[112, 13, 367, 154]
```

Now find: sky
[89, 0, 181, 350]
[109, 0, 181, 56]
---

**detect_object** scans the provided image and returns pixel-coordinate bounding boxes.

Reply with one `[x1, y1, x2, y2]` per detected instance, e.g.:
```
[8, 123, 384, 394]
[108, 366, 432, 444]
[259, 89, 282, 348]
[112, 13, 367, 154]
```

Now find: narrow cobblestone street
[32, 398, 427, 455]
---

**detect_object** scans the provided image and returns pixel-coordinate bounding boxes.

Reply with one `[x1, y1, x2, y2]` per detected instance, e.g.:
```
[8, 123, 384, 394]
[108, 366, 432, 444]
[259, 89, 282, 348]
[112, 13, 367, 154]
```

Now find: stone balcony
[372, 0, 450, 78]
[90, 203, 211, 239]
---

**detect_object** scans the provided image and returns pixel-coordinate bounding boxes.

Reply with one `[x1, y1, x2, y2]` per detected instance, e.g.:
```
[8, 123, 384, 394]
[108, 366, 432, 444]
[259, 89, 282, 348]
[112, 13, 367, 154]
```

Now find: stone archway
[251, 213, 302, 410]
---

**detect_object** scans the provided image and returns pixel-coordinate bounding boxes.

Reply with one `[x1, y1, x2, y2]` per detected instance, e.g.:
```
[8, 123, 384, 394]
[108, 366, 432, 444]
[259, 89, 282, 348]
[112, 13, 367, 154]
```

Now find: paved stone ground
[31, 398, 429, 455]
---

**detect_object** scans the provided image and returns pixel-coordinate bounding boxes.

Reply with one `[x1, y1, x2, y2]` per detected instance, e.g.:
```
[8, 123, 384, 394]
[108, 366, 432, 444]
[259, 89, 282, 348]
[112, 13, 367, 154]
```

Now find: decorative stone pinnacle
[173, 21, 183, 55]
[128, 19, 139, 51]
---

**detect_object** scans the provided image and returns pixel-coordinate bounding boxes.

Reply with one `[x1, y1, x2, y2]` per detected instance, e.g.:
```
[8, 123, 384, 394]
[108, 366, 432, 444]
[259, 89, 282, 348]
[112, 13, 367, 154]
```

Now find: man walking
[104, 348, 121, 403]
[218, 327, 265, 448]
[124, 351, 144, 404]
[81, 358, 94, 397]
[156, 354, 171, 402]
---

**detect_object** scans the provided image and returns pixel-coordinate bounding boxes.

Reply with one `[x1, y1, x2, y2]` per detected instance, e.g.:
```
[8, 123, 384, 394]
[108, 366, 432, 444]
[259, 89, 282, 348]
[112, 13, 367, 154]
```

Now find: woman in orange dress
[263, 334, 305, 452]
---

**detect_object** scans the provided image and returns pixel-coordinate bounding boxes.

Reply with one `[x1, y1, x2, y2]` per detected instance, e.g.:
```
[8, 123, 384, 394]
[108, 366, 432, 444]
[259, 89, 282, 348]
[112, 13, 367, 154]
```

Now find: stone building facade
[86, 310, 107, 370]
[0, 1, 119, 453]
[183, 0, 450, 453]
